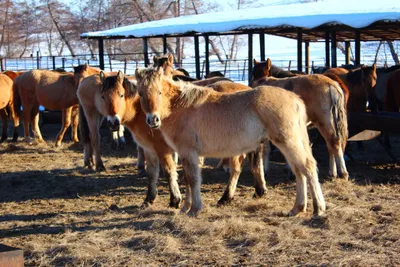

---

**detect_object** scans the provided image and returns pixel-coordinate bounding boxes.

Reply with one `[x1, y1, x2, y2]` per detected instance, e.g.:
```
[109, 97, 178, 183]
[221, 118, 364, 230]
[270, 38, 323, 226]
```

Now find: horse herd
[1, 53, 399, 218]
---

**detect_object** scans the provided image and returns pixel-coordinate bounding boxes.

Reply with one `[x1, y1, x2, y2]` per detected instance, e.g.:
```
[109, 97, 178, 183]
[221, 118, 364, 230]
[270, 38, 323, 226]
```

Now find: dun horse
[13, 64, 96, 146]
[135, 67, 326, 217]
[251, 58, 349, 180]
[77, 71, 182, 207]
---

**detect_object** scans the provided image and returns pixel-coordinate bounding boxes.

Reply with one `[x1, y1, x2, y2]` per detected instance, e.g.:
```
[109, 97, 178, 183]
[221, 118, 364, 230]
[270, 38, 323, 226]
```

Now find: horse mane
[175, 80, 211, 108]
[101, 75, 137, 97]
[323, 73, 349, 106]
[377, 65, 400, 73]
[173, 75, 198, 82]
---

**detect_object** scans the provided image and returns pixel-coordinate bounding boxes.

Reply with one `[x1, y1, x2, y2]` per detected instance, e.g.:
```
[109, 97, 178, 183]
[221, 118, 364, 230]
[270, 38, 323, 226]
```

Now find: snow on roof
[81, 0, 400, 39]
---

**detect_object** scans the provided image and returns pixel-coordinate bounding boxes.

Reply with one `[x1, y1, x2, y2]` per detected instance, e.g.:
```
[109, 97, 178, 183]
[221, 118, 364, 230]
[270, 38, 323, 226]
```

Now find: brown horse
[384, 69, 400, 112]
[77, 71, 182, 208]
[324, 64, 377, 112]
[0, 71, 24, 141]
[0, 74, 18, 141]
[153, 54, 186, 77]
[251, 58, 349, 180]
[135, 67, 326, 217]
[13, 64, 97, 146]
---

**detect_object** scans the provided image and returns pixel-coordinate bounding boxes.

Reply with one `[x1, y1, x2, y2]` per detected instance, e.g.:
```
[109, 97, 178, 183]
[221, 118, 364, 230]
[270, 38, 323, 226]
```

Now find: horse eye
[158, 91, 162, 95]
[120, 94, 124, 98]
[101, 96, 104, 99]
[138, 92, 142, 97]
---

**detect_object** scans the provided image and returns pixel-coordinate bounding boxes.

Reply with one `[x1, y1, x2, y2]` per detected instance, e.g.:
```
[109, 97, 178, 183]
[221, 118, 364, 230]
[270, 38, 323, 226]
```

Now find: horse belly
[36, 88, 77, 110]
[196, 113, 267, 158]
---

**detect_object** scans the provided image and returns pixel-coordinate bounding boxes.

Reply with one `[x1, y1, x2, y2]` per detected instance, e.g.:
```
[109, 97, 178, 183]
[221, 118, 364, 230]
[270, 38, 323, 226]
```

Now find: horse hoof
[138, 169, 147, 177]
[253, 187, 266, 198]
[55, 142, 62, 147]
[95, 164, 106, 172]
[217, 197, 233, 206]
[187, 208, 202, 217]
[169, 197, 181, 209]
[140, 201, 151, 209]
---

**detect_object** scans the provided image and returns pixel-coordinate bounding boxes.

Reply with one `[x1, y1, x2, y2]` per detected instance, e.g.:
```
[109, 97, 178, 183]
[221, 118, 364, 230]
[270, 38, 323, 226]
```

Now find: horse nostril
[146, 118, 151, 125]
[155, 117, 160, 123]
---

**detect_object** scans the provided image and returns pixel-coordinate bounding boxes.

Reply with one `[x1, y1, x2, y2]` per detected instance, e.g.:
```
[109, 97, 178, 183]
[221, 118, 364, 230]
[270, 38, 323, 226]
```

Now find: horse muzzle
[107, 115, 121, 131]
[146, 113, 161, 129]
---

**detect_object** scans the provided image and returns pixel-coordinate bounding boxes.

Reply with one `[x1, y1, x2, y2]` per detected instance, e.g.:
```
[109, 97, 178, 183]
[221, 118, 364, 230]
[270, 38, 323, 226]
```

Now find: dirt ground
[0, 122, 399, 266]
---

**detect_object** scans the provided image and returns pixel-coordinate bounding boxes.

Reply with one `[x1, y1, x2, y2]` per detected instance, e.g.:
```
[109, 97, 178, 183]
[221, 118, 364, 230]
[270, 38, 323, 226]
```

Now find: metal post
[305, 41, 310, 74]
[331, 31, 337, 68]
[345, 41, 351, 65]
[0, 58, 5, 72]
[62, 58, 66, 69]
[163, 37, 167, 55]
[248, 33, 253, 84]
[143, 38, 149, 67]
[259, 32, 265, 62]
[194, 35, 200, 79]
[325, 31, 330, 68]
[52, 56, 56, 70]
[355, 30, 361, 65]
[204, 35, 210, 76]
[297, 30, 302, 72]
[36, 51, 40, 69]
[98, 39, 105, 70]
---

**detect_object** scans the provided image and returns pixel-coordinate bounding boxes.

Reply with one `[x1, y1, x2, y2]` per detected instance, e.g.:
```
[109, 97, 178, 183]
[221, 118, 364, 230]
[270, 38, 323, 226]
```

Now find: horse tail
[329, 81, 349, 151]
[79, 104, 90, 145]
[12, 76, 21, 123]
[324, 73, 349, 110]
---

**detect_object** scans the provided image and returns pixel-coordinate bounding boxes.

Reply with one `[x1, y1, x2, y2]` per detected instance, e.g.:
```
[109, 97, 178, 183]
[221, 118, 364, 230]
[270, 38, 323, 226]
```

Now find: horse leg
[31, 106, 45, 144]
[180, 167, 192, 214]
[89, 115, 106, 172]
[216, 158, 230, 173]
[250, 144, 267, 198]
[218, 154, 245, 205]
[111, 130, 118, 150]
[0, 109, 8, 141]
[142, 150, 160, 207]
[22, 105, 32, 143]
[55, 107, 72, 147]
[180, 153, 202, 216]
[71, 104, 79, 143]
[318, 126, 349, 180]
[159, 152, 182, 208]
[274, 137, 325, 216]
[137, 144, 146, 177]
[263, 141, 271, 176]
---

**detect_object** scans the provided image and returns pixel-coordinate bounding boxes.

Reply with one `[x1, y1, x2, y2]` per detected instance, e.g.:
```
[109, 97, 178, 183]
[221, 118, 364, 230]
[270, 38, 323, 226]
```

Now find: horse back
[0, 74, 13, 109]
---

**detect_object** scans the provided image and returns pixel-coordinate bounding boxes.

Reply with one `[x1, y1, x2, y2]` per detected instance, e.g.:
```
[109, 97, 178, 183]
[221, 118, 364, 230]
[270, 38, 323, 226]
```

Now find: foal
[251, 58, 349, 180]
[77, 71, 182, 207]
[135, 67, 326, 217]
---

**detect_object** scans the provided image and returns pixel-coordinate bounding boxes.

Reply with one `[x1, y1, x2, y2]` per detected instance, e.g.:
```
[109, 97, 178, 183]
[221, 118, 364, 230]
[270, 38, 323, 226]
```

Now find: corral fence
[0, 51, 335, 83]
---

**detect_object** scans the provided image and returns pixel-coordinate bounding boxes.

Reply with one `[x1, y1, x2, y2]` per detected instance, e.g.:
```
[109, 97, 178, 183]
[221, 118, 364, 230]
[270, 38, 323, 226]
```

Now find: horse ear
[117, 70, 124, 83]
[153, 55, 158, 65]
[84, 62, 88, 71]
[266, 58, 272, 71]
[372, 63, 377, 71]
[167, 54, 174, 66]
[100, 71, 105, 83]
[254, 59, 259, 65]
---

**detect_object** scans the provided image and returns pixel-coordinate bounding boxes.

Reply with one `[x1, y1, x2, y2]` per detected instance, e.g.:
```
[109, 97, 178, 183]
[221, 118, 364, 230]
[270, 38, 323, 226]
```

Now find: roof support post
[98, 39, 105, 70]
[305, 41, 310, 74]
[259, 32, 265, 61]
[325, 31, 330, 68]
[248, 33, 253, 84]
[143, 38, 150, 67]
[204, 35, 210, 76]
[297, 30, 302, 72]
[331, 30, 337, 68]
[345, 41, 351, 65]
[163, 37, 167, 55]
[194, 35, 201, 79]
[355, 30, 361, 65]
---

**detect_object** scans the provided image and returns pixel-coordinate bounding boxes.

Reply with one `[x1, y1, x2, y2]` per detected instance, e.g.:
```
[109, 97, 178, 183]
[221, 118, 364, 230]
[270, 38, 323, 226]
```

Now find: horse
[1, 71, 25, 141]
[0, 73, 18, 142]
[384, 69, 400, 112]
[251, 58, 349, 180]
[77, 70, 182, 208]
[373, 65, 400, 111]
[135, 67, 326, 217]
[205, 71, 224, 78]
[153, 54, 186, 77]
[324, 64, 377, 112]
[12, 64, 99, 146]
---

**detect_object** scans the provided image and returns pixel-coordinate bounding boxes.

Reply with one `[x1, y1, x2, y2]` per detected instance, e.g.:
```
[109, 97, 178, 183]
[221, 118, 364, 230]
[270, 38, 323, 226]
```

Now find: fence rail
[0, 52, 345, 83]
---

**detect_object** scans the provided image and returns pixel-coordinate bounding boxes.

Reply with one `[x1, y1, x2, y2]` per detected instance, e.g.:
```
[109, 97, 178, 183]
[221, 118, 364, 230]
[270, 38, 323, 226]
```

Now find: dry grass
[0, 124, 400, 266]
